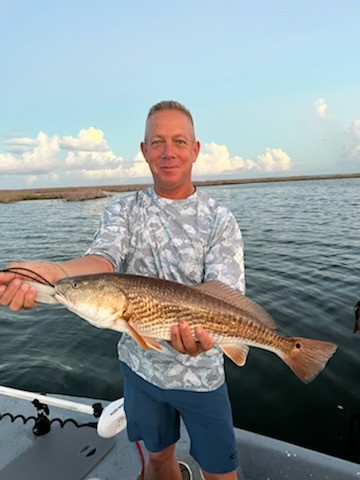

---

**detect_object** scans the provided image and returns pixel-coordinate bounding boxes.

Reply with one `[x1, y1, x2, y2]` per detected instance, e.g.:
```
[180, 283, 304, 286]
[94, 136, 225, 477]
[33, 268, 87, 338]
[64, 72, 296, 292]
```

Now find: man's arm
[0, 255, 114, 311]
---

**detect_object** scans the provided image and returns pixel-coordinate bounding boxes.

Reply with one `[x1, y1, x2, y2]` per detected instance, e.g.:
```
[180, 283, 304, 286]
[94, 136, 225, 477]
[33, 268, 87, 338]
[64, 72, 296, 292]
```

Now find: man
[0, 101, 245, 480]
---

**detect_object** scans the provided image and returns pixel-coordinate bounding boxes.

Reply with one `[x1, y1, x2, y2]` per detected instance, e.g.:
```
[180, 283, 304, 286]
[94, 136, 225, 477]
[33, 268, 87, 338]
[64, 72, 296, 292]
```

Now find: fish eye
[72, 281, 78, 289]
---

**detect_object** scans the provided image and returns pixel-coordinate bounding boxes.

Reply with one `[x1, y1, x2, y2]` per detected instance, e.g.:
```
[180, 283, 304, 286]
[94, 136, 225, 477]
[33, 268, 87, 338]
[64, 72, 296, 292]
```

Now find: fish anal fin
[192, 280, 276, 330]
[220, 344, 249, 366]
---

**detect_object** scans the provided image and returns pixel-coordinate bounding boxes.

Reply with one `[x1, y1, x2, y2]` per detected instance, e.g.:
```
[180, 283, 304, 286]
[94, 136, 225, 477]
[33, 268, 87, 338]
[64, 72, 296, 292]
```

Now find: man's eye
[151, 140, 163, 146]
[175, 139, 186, 145]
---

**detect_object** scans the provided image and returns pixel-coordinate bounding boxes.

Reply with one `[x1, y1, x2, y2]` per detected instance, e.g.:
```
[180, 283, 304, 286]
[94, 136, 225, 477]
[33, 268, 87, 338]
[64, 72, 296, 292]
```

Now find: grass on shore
[0, 173, 359, 203]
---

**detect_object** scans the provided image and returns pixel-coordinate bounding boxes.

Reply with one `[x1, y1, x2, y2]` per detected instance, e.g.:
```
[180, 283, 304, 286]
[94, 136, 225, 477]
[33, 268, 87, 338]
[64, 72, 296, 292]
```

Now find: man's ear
[193, 141, 200, 163]
[140, 141, 148, 162]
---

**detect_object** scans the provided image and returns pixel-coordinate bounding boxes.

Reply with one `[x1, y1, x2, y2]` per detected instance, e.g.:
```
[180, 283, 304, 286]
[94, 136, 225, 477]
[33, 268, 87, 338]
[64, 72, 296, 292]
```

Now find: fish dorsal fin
[220, 344, 249, 366]
[192, 280, 276, 329]
[192, 280, 241, 303]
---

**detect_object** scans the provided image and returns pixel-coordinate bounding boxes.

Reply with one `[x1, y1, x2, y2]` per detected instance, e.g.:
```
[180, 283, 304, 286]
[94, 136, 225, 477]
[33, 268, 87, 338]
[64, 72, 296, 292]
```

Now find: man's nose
[161, 141, 176, 157]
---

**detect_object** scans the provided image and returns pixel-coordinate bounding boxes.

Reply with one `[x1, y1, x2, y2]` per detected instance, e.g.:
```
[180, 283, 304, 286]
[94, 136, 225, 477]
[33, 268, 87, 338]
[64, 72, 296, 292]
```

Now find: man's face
[141, 110, 200, 198]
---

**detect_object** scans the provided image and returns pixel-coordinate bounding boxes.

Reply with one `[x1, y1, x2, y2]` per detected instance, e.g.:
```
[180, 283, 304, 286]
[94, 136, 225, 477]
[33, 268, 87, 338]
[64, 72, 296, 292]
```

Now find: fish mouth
[54, 292, 86, 320]
[54, 286, 74, 307]
[54, 292, 70, 308]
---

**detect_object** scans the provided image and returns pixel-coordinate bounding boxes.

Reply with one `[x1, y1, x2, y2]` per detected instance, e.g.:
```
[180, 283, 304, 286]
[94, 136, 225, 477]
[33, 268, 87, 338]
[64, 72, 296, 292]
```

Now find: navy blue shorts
[120, 361, 239, 474]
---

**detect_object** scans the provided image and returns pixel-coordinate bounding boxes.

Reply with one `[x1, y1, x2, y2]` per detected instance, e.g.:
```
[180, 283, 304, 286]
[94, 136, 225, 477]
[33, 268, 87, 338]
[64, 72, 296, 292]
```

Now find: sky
[1, 0, 360, 189]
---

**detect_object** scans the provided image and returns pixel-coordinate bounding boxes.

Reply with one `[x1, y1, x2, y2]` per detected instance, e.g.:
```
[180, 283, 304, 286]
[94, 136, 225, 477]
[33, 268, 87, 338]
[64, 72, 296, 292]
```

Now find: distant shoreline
[0, 173, 359, 203]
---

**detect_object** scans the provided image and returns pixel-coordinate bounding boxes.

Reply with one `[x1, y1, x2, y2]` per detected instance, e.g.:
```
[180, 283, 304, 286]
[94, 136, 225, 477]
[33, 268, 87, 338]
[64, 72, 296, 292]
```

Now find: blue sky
[1, 0, 359, 189]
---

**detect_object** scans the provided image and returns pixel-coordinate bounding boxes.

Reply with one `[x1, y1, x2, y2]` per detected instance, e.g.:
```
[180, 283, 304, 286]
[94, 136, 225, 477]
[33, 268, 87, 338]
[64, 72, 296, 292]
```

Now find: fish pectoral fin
[220, 344, 249, 366]
[142, 336, 163, 352]
[126, 318, 163, 352]
[117, 318, 150, 351]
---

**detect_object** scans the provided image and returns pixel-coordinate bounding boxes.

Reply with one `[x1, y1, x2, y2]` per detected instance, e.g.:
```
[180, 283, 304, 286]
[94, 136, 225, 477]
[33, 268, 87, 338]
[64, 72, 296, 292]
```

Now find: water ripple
[0, 179, 359, 462]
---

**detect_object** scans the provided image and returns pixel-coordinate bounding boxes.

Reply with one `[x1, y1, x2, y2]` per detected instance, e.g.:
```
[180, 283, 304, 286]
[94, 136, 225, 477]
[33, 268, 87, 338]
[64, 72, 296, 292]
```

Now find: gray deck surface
[0, 393, 359, 479]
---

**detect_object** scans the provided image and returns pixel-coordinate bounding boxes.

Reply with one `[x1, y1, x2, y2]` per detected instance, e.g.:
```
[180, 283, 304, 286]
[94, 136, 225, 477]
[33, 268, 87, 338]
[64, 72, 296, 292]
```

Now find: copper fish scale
[122, 279, 294, 353]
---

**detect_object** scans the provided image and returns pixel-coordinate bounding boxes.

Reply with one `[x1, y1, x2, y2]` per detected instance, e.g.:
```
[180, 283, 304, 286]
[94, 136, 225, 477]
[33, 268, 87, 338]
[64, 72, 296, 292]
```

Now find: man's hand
[0, 261, 58, 312]
[0, 277, 38, 311]
[170, 320, 215, 356]
[0, 255, 114, 312]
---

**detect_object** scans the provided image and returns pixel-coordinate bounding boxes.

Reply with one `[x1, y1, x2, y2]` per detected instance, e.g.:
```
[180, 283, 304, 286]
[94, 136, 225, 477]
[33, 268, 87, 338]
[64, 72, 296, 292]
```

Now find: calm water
[0, 179, 359, 463]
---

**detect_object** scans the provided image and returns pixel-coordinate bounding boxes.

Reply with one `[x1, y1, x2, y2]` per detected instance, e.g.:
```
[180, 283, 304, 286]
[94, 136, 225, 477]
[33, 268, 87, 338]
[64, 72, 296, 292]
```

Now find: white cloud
[4, 137, 38, 153]
[0, 129, 293, 186]
[193, 143, 292, 175]
[193, 143, 257, 175]
[27, 175, 39, 184]
[315, 98, 328, 118]
[126, 152, 151, 178]
[343, 119, 360, 163]
[313, 96, 360, 166]
[0, 132, 60, 174]
[256, 148, 292, 172]
[314, 97, 337, 122]
[65, 150, 123, 170]
[0, 129, 119, 177]
[74, 152, 152, 181]
[61, 128, 109, 152]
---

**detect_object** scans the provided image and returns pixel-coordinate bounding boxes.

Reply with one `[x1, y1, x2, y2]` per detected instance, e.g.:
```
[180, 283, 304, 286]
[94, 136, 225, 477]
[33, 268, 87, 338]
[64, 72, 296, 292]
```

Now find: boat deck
[0, 393, 359, 479]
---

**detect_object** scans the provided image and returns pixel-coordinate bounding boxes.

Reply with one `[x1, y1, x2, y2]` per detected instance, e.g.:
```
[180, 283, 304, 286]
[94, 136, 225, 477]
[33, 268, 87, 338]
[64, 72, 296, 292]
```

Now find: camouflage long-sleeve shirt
[86, 187, 245, 391]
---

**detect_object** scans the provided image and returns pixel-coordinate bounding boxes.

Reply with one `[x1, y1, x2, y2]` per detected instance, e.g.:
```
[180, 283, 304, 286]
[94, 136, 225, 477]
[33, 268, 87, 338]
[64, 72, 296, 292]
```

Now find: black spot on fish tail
[278, 337, 337, 383]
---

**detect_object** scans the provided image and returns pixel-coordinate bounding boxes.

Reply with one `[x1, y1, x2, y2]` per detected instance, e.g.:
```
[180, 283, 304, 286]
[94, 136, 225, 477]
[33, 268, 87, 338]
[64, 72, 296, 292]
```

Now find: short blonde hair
[146, 100, 194, 126]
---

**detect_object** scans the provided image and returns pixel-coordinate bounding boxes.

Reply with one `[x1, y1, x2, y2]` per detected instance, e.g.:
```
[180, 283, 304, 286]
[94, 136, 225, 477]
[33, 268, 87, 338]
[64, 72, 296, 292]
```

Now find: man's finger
[195, 326, 215, 351]
[0, 279, 22, 307]
[0, 271, 16, 286]
[0, 280, 37, 311]
[179, 321, 199, 355]
[170, 324, 186, 353]
[22, 284, 38, 310]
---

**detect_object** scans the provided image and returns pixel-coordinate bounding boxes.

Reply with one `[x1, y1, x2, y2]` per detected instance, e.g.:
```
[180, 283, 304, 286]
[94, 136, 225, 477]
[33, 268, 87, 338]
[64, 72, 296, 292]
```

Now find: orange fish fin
[192, 280, 235, 300]
[118, 319, 151, 351]
[220, 344, 249, 366]
[142, 336, 163, 352]
[278, 337, 337, 383]
[126, 317, 163, 352]
[192, 281, 276, 329]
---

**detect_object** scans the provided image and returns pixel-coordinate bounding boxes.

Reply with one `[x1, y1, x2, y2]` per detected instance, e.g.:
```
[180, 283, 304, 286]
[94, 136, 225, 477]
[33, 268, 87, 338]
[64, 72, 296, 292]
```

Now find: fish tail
[279, 337, 337, 383]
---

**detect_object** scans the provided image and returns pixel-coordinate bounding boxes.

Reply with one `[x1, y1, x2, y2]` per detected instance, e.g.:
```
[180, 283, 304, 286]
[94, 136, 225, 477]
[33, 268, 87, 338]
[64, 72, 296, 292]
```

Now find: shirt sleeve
[203, 210, 245, 294]
[85, 200, 130, 271]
